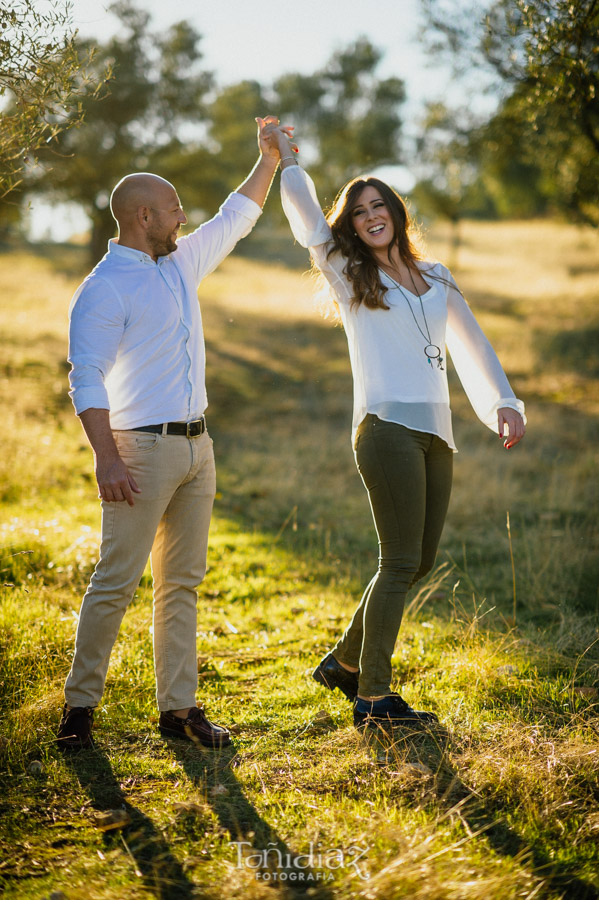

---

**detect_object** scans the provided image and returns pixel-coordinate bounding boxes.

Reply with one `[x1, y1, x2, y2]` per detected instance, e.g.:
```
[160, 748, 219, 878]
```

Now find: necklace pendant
[424, 343, 443, 370]
[386, 269, 442, 373]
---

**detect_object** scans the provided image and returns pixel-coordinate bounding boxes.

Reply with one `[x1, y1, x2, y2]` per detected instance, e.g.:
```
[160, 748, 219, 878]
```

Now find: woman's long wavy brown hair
[325, 176, 423, 311]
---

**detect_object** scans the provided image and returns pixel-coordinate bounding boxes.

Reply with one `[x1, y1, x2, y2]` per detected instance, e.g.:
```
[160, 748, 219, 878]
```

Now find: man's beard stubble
[147, 220, 178, 258]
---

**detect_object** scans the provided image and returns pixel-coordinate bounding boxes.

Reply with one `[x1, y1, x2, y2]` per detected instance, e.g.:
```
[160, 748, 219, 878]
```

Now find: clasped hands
[255, 114, 298, 162]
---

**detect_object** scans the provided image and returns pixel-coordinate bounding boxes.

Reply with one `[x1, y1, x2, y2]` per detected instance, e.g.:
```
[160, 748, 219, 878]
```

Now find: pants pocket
[113, 430, 160, 454]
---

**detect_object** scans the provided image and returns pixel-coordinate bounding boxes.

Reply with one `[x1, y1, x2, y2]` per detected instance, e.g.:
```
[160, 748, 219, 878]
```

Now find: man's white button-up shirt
[68, 191, 261, 430]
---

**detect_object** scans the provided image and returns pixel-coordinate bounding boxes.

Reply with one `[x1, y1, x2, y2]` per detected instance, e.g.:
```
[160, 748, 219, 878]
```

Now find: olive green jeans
[332, 415, 453, 697]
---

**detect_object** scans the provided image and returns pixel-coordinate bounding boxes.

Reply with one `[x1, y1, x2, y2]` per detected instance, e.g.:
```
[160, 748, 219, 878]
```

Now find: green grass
[1, 220, 598, 899]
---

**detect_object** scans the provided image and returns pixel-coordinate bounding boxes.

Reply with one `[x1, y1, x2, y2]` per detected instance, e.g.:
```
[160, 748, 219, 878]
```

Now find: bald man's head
[110, 173, 177, 226]
[109, 172, 187, 260]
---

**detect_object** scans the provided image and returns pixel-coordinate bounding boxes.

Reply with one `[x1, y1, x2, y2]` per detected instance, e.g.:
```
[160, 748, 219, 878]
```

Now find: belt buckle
[186, 418, 203, 438]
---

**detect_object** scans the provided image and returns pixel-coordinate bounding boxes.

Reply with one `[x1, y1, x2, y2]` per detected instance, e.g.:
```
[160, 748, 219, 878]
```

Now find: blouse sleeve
[280, 166, 354, 304]
[443, 267, 526, 433]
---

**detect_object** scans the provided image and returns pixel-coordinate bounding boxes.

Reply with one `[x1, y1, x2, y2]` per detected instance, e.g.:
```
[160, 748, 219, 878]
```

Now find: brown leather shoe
[158, 705, 231, 749]
[57, 704, 95, 751]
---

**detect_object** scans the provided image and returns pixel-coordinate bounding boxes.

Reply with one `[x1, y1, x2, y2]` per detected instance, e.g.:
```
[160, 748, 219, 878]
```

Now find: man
[57, 115, 296, 751]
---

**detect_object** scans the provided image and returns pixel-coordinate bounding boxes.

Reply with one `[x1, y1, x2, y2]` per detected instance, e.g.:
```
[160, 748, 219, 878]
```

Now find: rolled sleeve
[68, 276, 125, 416]
[221, 191, 262, 222]
[69, 366, 110, 415]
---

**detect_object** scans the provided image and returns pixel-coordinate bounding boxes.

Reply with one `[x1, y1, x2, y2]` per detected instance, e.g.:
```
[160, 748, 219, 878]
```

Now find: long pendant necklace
[382, 267, 444, 370]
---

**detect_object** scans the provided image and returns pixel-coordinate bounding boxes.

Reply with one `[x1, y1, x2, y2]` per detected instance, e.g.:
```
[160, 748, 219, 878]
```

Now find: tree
[146, 79, 272, 227]
[473, 83, 598, 221]
[179, 38, 407, 217]
[201, 80, 271, 210]
[0, 0, 103, 200]
[194, 39, 406, 212]
[411, 102, 485, 267]
[274, 38, 406, 205]
[421, 0, 599, 223]
[34, 1, 214, 262]
[35, 24, 407, 259]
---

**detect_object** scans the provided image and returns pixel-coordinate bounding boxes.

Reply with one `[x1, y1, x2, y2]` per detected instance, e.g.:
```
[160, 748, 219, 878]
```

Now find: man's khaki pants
[64, 428, 216, 711]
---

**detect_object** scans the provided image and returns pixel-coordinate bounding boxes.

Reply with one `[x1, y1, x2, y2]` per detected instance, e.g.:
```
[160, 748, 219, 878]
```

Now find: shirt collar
[108, 238, 164, 266]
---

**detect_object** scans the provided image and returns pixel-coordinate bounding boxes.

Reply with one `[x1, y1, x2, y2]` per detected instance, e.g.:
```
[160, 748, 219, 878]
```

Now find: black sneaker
[57, 704, 95, 751]
[312, 653, 359, 701]
[353, 693, 439, 730]
[159, 706, 231, 749]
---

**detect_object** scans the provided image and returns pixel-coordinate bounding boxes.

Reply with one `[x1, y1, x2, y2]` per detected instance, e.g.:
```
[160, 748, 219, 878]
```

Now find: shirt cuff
[222, 191, 262, 222]
[484, 398, 527, 430]
[69, 387, 110, 417]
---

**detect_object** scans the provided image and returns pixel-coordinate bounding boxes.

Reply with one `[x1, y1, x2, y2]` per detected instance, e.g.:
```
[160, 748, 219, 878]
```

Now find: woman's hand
[255, 115, 298, 162]
[498, 407, 526, 449]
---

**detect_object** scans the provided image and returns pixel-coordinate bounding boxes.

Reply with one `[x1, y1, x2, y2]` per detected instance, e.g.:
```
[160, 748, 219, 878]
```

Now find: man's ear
[138, 205, 151, 228]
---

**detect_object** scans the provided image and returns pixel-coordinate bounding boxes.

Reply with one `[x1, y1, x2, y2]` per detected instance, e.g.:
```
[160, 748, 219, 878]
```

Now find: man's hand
[256, 115, 298, 162]
[95, 452, 141, 506]
[79, 408, 141, 506]
[498, 407, 526, 450]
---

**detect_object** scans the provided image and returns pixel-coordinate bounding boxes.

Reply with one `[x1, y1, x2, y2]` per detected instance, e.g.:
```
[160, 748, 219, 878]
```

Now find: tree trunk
[448, 215, 461, 271]
[89, 208, 117, 267]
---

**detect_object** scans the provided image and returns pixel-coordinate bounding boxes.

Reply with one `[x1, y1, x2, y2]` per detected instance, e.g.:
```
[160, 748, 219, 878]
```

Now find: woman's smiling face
[351, 185, 394, 251]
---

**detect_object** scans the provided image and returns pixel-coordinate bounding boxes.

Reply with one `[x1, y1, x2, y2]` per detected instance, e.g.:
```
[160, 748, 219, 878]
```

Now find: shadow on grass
[539, 326, 599, 377]
[62, 749, 196, 900]
[204, 306, 351, 422]
[62, 739, 336, 899]
[165, 737, 336, 898]
[365, 723, 599, 900]
[199, 298, 599, 617]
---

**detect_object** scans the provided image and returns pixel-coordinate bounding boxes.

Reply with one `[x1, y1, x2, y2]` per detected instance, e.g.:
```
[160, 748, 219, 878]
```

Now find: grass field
[1, 218, 598, 900]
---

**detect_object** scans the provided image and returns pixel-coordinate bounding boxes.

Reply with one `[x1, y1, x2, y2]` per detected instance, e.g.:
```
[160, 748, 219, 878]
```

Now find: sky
[68, 0, 445, 105]
[28, 0, 494, 240]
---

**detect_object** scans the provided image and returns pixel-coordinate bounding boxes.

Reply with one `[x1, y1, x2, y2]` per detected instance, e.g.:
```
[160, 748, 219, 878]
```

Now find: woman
[269, 124, 526, 731]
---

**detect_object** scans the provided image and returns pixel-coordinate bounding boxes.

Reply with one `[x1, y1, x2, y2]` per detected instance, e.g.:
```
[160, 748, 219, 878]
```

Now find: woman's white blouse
[281, 165, 525, 450]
